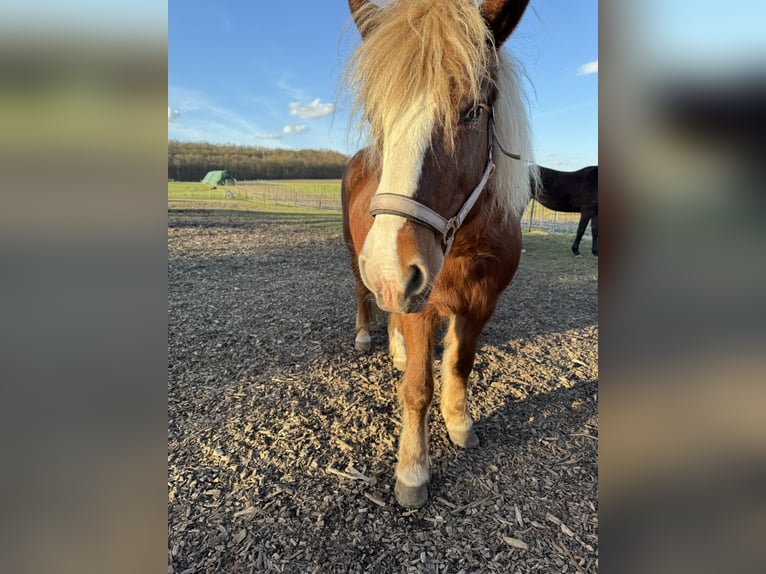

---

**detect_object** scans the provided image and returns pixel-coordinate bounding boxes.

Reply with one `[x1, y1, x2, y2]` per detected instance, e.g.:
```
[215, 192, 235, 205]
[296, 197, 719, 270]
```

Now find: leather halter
[369, 105, 519, 255]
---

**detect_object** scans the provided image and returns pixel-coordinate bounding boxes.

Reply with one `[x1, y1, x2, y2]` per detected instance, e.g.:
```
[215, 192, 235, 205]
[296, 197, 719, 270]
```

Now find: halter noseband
[369, 105, 519, 255]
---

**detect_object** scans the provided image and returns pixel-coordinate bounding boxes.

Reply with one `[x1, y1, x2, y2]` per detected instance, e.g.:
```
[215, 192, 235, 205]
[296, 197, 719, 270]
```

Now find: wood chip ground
[168, 201, 598, 573]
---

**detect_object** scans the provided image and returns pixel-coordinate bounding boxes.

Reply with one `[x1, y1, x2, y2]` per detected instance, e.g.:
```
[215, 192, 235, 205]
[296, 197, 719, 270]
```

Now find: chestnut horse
[533, 165, 599, 256]
[341, 0, 535, 507]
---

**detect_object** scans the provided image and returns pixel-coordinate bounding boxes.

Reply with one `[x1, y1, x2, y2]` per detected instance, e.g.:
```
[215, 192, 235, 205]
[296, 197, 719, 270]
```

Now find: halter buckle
[443, 217, 459, 251]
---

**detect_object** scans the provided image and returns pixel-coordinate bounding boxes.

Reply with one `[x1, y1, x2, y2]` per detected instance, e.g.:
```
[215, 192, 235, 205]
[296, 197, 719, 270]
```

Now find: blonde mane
[345, 0, 535, 220]
[492, 49, 536, 218]
[347, 0, 491, 154]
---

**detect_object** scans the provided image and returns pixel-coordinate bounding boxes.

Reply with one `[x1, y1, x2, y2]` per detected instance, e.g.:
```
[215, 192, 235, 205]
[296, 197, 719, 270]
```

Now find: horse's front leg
[387, 313, 407, 371]
[590, 211, 598, 256]
[440, 313, 491, 449]
[351, 258, 375, 351]
[572, 210, 589, 256]
[394, 311, 435, 508]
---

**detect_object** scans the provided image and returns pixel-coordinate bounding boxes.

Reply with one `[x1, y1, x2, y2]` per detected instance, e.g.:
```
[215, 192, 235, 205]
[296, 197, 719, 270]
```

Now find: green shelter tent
[201, 170, 236, 185]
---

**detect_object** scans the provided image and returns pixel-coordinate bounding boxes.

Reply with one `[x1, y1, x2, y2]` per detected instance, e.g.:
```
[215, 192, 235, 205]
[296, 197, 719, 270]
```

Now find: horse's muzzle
[361, 260, 430, 314]
[373, 287, 430, 314]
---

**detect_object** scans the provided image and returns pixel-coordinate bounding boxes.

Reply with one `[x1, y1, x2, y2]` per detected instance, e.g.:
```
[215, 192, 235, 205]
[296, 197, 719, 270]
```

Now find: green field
[250, 179, 341, 191]
[169, 180, 586, 233]
[169, 180, 342, 210]
[168, 182, 221, 199]
[168, 181, 341, 217]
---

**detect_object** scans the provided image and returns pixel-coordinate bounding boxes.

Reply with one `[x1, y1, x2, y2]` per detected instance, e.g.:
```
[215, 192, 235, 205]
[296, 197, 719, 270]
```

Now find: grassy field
[168, 182, 342, 220]
[169, 180, 586, 232]
[168, 182, 223, 199]
[242, 179, 341, 192]
[521, 229, 598, 274]
[169, 180, 342, 210]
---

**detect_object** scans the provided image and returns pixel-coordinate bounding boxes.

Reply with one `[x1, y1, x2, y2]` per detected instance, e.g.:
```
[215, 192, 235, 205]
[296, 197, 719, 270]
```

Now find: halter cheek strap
[369, 104, 516, 256]
[370, 158, 495, 255]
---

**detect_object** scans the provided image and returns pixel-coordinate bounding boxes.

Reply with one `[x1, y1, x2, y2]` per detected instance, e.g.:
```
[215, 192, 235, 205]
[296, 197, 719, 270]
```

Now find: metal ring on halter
[442, 217, 460, 249]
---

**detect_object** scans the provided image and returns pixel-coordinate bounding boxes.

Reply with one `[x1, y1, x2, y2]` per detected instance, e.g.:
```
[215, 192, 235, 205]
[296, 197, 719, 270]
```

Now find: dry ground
[168, 199, 598, 573]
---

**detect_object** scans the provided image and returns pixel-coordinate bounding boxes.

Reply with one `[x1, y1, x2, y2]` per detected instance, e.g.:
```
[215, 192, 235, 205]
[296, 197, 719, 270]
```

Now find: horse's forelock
[347, 0, 493, 161]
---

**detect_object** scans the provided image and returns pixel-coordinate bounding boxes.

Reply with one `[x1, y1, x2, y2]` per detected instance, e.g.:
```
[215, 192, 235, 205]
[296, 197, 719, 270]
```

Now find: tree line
[168, 141, 349, 181]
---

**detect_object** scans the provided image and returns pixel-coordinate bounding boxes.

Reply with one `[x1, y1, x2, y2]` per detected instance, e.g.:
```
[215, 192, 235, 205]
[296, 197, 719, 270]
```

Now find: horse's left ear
[480, 0, 530, 47]
[349, 0, 380, 39]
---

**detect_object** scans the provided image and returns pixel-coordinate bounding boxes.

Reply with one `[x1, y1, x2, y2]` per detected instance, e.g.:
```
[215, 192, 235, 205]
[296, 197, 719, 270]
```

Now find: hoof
[573, 252, 582, 258]
[448, 427, 479, 449]
[395, 481, 428, 508]
[355, 340, 371, 352]
[355, 332, 371, 352]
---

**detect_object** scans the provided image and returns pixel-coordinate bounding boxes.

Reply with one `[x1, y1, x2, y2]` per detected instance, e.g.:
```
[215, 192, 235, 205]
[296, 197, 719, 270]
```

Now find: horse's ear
[480, 0, 529, 47]
[349, 0, 380, 39]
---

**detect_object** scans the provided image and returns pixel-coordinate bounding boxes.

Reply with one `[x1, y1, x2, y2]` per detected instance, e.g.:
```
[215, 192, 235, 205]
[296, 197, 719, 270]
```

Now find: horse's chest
[430, 252, 513, 314]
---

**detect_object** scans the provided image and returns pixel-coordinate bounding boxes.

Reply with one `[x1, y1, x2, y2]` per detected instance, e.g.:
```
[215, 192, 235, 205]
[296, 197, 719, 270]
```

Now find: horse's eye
[460, 105, 483, 124]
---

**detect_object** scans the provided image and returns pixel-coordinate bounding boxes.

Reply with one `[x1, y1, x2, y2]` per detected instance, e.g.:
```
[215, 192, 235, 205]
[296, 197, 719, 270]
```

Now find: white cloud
[283, 124, 308, 135]
[289, 98, 335, 119]
[577, 60, 598, 75]
[256, 133, 282, 140]
[168, 107, 180, 122]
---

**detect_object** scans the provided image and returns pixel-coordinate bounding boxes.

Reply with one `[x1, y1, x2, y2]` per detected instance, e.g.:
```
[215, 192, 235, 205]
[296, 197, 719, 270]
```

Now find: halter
[369, 105, 520, 255]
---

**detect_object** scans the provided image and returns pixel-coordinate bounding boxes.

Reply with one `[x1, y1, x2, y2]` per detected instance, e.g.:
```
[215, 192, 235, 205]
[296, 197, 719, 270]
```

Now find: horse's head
[347, 0, 530, 313]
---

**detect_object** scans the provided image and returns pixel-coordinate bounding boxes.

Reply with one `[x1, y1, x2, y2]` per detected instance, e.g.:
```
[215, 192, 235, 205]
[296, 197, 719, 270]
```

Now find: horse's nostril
[404, 264, 427, 300]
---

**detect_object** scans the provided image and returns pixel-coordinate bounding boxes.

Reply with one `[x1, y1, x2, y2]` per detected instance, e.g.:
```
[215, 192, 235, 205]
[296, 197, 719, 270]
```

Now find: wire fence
[220, 181, 586, 234]
[234, 181, 342, 211]
[523, 200, 583, 234]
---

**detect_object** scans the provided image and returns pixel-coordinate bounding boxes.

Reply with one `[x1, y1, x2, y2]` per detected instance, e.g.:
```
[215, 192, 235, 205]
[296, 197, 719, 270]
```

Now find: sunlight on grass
[168, 182, 337, 217]
[169, 181, 342, 211]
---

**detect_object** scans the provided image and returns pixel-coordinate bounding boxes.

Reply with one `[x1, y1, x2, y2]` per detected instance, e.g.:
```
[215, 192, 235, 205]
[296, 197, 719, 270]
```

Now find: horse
[340, 0, 535, 507]
[532, 165, 598, 256]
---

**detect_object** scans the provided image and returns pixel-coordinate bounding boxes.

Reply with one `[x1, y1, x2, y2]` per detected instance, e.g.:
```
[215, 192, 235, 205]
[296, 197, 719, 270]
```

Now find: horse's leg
[387, 313, 407, 371]
[394, 311, 436, 508]
[440, 313, 489, 449]
[572, 210, 589, 256]
[590, 211, 598, 256]
[351, 258, 375, 351]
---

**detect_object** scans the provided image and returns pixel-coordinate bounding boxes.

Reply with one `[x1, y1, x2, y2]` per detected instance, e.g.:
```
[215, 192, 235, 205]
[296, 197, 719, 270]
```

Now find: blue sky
[168, 1, 598, 170]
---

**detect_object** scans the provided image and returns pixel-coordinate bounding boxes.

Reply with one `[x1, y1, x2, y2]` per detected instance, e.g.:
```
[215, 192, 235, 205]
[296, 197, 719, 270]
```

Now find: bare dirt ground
[168, 200, 598, 573]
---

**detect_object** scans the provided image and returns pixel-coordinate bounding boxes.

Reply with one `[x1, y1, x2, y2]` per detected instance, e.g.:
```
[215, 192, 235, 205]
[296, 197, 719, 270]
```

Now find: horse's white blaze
[359, 213, 406, 284]
[359, 95, 436, 289]
[377, 94, 435, 200]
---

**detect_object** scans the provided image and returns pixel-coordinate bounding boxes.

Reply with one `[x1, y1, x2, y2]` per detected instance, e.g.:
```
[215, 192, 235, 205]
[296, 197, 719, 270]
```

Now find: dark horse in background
[533, 165, 598, 256]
